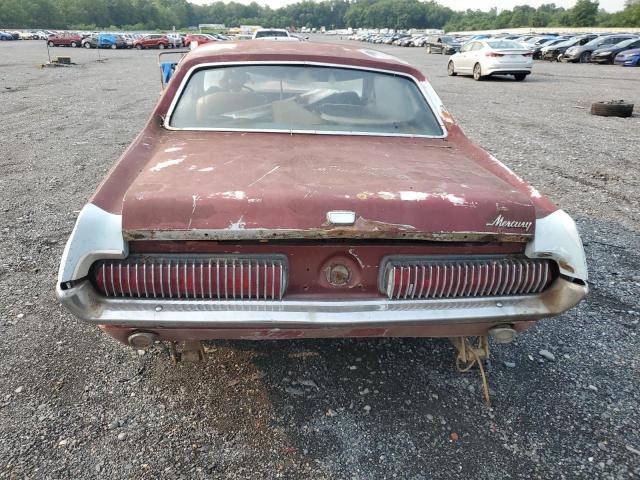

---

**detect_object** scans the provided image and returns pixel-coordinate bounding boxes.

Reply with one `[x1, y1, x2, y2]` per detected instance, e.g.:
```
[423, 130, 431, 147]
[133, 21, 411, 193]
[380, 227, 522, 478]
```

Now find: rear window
[486, 40, 525, 49]
[255, 30, 288, 38]
[169, 65, 443, 137]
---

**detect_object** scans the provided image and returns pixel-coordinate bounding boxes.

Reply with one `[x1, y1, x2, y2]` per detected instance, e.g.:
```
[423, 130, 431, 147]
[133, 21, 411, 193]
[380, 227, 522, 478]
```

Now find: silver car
[447, 39, 534, 81]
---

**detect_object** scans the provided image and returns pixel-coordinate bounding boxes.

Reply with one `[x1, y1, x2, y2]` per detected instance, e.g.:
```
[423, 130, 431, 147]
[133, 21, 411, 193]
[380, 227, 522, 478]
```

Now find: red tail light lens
[485, 51, 504, 57]
[92, 255, 287, 300]
[381, 256, 556, 300]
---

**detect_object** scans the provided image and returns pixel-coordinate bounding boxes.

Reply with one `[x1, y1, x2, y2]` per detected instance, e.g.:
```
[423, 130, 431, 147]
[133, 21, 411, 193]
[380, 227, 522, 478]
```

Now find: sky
[190, 0, 627, 13]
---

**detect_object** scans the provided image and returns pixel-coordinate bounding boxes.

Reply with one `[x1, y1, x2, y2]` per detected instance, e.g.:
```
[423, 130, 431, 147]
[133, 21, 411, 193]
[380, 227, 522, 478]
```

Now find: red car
[47, 32, 83, 48]
[57, 42, 587, 360]
[183, 34, 217, 47]
[134, 34, 170, 50]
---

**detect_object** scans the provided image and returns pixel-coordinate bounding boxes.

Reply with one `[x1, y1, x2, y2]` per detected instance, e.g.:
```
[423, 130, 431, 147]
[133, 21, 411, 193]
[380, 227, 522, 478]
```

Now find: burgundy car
[134, 34, 170, 50]
[57, 42, 587, 358]
[184, 34, 216, 47]
[47, 32, 83, 48]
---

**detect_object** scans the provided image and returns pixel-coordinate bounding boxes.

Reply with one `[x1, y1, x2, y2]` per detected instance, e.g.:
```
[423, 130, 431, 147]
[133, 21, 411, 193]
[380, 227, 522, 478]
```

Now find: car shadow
[143, 333, 557, 476]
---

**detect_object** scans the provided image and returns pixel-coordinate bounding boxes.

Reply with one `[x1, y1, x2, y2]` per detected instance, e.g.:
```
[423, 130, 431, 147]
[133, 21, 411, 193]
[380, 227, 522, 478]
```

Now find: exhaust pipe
[127, 331, 159, 349]
[488, 325, 517, 344]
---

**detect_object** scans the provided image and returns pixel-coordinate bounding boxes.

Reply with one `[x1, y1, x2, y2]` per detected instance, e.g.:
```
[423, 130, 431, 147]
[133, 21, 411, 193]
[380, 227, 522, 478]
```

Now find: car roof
[180, 41, 423, 79]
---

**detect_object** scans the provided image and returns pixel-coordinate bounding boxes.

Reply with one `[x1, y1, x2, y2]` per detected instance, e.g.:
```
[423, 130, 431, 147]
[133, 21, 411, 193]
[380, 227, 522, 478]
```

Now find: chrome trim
[380, 255, 555, 300]
[92, 254, 288, 301]
[57, 277, 587, 329]
[163, 60, 448, 139]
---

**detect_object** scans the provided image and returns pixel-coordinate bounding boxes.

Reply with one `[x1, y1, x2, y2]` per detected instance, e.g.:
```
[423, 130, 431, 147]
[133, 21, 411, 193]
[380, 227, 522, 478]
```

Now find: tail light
[381, 256, 556, 300]
[485, 51, 504, 57]
[92, 255, 287, 300]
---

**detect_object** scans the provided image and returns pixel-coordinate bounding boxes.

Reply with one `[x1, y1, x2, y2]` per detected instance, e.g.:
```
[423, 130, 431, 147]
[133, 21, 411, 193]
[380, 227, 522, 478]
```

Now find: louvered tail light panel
[92, 255, 287, 300]
[381, 256, 557, 300]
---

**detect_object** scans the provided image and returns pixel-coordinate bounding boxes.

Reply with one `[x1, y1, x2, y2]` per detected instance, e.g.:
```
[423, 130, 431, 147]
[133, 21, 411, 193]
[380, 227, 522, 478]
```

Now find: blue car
[614, 47, 640, 67]
[0, 31, 15, 41]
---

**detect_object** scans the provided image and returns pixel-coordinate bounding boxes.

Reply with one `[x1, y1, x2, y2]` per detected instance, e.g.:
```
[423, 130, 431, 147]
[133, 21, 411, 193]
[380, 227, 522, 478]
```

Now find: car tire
[48, 41, 54, 47]
[514, 73, 527, 81]
[426, 45, 431, 54]
[556, 53, 563, 62]
[442, 49, 446, 55]
[84, 42, 91, 49]
[590, 100, 634, 118]
[159, 44, 165, 50]
[579, 51, 591, 63]
[136, 44, 142, 50]
[111, 44, 116, 49]
[71, 42, 77, 47]
[473, 63, 483, 81]
[447, 61, 457, 76]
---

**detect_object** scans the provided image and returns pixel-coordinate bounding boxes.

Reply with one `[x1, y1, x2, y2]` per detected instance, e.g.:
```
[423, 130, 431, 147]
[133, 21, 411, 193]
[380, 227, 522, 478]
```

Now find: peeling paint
[399, 191, 429, 201]
[222, 191, 247, 200]
[164, 147, 183, 153]
[227, 216, 246, 230]
[150, 158, 184, 172]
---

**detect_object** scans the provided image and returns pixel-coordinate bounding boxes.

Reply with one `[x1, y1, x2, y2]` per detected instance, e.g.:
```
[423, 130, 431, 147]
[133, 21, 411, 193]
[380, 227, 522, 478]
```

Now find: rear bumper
[57, 277, 587, 334]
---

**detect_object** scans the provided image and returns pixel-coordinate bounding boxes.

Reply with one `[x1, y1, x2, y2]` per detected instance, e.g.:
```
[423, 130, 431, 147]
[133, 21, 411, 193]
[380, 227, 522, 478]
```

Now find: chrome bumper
[57, 278, 587, 329]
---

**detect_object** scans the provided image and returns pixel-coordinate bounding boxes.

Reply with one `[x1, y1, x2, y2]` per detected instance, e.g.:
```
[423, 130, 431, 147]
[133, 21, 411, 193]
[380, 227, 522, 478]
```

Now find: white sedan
[447, 39, 533, 81]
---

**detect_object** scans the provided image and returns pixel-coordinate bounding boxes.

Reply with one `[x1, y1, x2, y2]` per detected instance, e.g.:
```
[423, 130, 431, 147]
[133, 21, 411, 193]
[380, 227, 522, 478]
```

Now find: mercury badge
[486, 214, 533, 232]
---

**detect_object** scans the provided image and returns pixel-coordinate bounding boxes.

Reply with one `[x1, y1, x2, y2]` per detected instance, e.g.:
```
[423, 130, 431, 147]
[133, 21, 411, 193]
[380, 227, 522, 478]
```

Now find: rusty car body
[56, 41, 588, 348]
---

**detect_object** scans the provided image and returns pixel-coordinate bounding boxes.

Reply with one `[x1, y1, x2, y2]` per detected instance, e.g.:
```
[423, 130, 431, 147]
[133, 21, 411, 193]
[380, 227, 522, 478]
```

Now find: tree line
[1, 0, 638, 32]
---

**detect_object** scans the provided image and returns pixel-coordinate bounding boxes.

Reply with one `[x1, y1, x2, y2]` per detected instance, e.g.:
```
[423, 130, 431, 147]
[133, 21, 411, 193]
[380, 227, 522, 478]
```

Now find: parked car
[448, 39, 533, 81]
[166, 33, 183, 48]
[614, 47, 640, 66]
[56, 41, 587, 355]
[0, 31, 16, 41]
[184, 34, 217, 47]
[563, 34, 637, 63]
[532, 37, 573, 58]
[82, 33, 126, 49]
[591, 37, 640, 64]
[425, 35, 461, 55]
[541, 34, 599, 62]
[134, 34, 170, 50]
[47, 32, 83, 47]
[252, 29, 298, 41]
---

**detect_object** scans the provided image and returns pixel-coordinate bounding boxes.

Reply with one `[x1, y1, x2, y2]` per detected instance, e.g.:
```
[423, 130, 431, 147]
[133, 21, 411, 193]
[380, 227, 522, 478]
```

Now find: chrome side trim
[525, 209, 588, 281]
[57, 277, 587, 329]
[58, 203, 127, 283]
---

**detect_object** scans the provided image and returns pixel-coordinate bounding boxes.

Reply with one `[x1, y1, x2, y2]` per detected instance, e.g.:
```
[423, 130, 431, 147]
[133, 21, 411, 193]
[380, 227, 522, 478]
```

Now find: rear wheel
[579, 51, 591, 63]
[556, 53, 563, 62]
[111, 44, 116, 49]
[514, 73, 527, 81]
[71, 42, 77, 48]
[158, 43, 165, 50]
[48, 41, 54, 47]
[473, 63, 483, 81]
[447, 60, 457, 76]
[136, 44, 142, 50]
[426, 45, 431, 54]
[84, 42, 91, 49]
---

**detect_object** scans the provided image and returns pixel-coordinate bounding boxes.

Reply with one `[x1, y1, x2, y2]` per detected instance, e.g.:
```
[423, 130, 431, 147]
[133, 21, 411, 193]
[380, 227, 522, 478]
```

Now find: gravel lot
[0, 37, 639, 479]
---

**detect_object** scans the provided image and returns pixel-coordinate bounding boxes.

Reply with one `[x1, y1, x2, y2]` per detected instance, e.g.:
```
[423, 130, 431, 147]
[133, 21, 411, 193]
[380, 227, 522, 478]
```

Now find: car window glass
[472, 42, 483, 51]
[170, 65, 443, 136]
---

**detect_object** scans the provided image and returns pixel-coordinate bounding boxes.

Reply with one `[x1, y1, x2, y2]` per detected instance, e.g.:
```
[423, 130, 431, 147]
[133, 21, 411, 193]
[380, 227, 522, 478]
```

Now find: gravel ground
[0, 38, 639, 479]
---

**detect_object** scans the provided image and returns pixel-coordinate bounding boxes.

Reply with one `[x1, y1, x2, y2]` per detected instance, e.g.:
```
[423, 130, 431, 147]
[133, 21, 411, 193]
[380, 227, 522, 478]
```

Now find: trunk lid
[122, 132, 535, 241]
